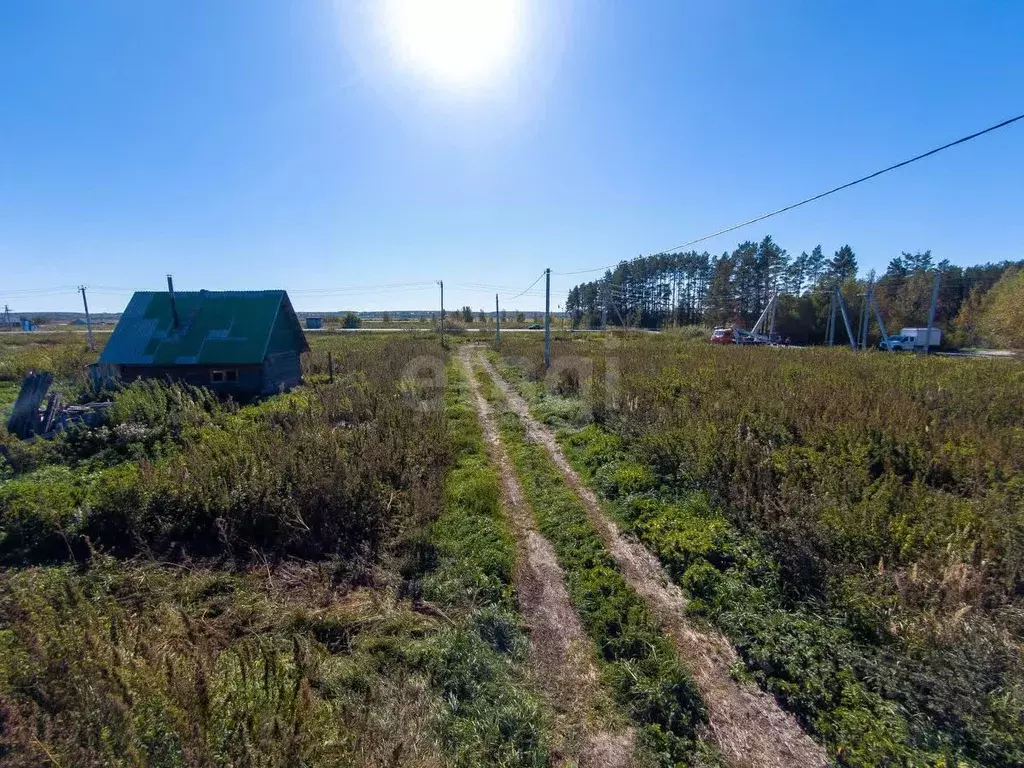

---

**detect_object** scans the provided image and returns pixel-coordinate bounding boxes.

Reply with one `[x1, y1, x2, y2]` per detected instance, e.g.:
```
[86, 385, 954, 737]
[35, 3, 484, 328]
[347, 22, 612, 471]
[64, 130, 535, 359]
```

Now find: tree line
[564, 236, 1024, 347]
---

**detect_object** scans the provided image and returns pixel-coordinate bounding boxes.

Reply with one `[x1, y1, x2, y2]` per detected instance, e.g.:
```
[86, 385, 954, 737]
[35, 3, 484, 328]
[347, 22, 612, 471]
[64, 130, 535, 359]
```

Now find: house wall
[261, 308, 305, 394]
[266, 308, 305, 356]
[118, 365, 264, 397]
[261, 351, 302, 395]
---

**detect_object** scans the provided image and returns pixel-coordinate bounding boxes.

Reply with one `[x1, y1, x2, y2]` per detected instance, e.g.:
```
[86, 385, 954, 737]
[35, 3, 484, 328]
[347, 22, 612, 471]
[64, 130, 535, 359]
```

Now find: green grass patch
[495, 343, 1024, 767]
[477, 368, 708, 766]
[0, 560, 448, 767]
[563, 424, 966, 766]
[0, 345, 550, 768]
[412, 359, 549, 766]
[0, 381, 19, 418]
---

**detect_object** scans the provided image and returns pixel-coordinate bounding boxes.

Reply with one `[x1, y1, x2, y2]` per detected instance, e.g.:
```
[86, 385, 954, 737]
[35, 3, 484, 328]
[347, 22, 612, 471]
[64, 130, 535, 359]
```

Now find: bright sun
[383, 0, 521, 88]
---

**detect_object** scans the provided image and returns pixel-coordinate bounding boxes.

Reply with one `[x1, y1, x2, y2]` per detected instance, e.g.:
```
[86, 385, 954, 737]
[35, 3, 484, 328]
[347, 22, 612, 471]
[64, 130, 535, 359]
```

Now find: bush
[1, 341, 450, 568]
[496, 335, 1024, 766]
[0, 337, 548, 767]
[0, 562, 447, 767]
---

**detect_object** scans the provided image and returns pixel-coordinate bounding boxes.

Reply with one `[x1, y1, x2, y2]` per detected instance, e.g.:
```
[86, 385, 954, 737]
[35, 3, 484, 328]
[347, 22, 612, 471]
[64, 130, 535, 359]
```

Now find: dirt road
[457, 350, 634, 768]
[471, 347, 827, 768]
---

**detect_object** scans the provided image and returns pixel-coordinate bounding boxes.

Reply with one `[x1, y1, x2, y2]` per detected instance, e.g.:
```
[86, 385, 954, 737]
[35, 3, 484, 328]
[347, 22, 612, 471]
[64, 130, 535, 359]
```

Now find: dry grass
[478, 349, 825, 768]
[491, 333, 1024, 766]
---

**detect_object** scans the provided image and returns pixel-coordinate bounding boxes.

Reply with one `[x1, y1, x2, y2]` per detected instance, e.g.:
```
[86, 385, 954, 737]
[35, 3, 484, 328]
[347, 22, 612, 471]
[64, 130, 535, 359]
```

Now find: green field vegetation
[473, 366, 714, 766]
[0, 382, 19, 419]
[5, 326, 1021, 765]
[0, 333, 558, 766]
[417, 359, 548, 765]
[0, 331, 109, 385]
[491, 333, 1024, 766]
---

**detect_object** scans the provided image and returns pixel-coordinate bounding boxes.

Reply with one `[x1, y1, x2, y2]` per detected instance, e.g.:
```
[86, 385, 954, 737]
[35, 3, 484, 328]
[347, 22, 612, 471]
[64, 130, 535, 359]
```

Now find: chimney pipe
[167, 274, 180, 330]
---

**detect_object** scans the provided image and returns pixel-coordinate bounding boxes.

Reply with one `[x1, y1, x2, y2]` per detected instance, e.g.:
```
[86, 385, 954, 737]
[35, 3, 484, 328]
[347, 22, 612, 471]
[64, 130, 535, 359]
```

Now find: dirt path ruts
[474, 349, 828, 768]
[457, 350, 633, 768]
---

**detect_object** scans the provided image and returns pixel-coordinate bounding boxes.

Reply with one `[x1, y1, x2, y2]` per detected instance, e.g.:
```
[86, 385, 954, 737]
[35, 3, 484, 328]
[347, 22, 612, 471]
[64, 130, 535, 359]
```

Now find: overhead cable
[554, 112, 1024, 276]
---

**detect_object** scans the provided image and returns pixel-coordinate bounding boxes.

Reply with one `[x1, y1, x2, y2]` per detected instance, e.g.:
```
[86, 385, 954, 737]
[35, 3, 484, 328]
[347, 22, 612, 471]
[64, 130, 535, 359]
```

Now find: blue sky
[2, 1, 1022, 313]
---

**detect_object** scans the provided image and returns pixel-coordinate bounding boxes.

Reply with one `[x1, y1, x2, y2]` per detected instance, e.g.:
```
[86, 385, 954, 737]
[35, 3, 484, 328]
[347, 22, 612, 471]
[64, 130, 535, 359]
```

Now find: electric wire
[506, 270, 547, 300]
[553, 112, 1024, 276]
[9, 106, 1022, 312]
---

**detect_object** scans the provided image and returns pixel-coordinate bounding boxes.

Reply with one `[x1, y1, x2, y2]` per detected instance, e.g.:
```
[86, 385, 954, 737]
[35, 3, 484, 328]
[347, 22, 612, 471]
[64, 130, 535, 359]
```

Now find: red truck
[710, 327, 735, 344]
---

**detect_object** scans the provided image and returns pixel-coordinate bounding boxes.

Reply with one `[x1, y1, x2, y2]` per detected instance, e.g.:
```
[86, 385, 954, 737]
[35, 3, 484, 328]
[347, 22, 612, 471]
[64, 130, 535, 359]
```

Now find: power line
[507, 270, 548, 300]
[554, 111, 1024, 276]
[450, 281, 546, 295]
[659, 112, 1024, 254]
[298, 285, 435, 295]
[287, 281, 436, 294]
[0, 285, 80, 296]
[452, 282, 544, 291]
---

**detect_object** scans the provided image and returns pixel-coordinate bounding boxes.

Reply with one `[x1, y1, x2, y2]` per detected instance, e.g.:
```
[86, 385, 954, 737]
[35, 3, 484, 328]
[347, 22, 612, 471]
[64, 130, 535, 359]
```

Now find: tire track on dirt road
[456, 350, 634, 768]
[473, 348, 828, 768]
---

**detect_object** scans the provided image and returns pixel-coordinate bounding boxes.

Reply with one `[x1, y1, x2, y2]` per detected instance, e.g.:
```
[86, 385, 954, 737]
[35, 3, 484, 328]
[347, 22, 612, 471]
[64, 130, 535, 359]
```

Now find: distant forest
[564, 236, 1024, 347]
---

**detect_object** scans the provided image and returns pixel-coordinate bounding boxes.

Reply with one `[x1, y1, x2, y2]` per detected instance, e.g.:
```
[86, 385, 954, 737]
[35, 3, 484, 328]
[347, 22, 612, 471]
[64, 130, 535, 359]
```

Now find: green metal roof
[99, 290, 309, 366]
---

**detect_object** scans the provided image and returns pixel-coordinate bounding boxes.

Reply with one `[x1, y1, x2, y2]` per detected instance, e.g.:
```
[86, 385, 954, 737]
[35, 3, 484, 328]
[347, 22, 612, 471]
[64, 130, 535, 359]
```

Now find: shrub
[495, 334, 1024, 766]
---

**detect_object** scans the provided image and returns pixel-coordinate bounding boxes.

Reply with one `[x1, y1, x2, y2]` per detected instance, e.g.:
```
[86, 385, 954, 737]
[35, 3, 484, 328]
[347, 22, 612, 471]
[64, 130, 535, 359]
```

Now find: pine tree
[788, 252, 808, 294]
[829, 245, 858, 284]
[805, 245, 826, 287]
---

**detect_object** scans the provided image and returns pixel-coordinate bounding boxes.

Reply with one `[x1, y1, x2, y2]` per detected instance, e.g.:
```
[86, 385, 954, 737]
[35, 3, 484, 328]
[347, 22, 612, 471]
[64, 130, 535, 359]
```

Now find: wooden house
[97, 287, 309, 397]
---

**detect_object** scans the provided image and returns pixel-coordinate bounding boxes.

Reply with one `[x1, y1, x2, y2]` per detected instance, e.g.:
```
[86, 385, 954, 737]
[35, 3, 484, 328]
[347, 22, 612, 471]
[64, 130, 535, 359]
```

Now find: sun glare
[383, 0, 521, 88]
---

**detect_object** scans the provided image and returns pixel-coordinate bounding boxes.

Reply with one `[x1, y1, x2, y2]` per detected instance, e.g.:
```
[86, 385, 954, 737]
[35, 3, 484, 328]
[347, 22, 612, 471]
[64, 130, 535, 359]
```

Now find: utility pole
[923, 270, 941, 355]
[495, 293, 500, 345]
[437, 280, 444, 346]
[835, 288, 858, 351]
[544, 268, 551, 369]
[826, 291, 835, 347]
[79, 286, 95, 351]
[601, 283, 608, 331]
[855, 290, 866, 350]
[859, 276, 874, 350]
[868, 291, 891, 349]
[861, 292, 869, 350]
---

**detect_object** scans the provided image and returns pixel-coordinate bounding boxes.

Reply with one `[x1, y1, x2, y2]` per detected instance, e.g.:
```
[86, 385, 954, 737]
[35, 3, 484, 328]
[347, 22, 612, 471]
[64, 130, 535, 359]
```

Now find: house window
[210, 370, 238, 384]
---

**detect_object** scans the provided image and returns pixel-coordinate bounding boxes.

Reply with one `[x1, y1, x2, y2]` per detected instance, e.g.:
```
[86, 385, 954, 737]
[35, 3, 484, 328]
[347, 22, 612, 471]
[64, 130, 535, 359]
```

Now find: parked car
[879, 334, 914, 351]
[527, 323, 542, 330]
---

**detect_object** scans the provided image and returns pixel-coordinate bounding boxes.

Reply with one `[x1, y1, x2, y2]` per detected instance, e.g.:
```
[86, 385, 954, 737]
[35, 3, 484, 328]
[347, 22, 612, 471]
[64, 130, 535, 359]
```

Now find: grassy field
[3, 328, 1021, 765]
[0, 331, 110, 384]
[0, 382, 19, 419]
[473, 364, 712, 765]
[0, 332, 559, 766]
[490, 332, 1024, 766]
